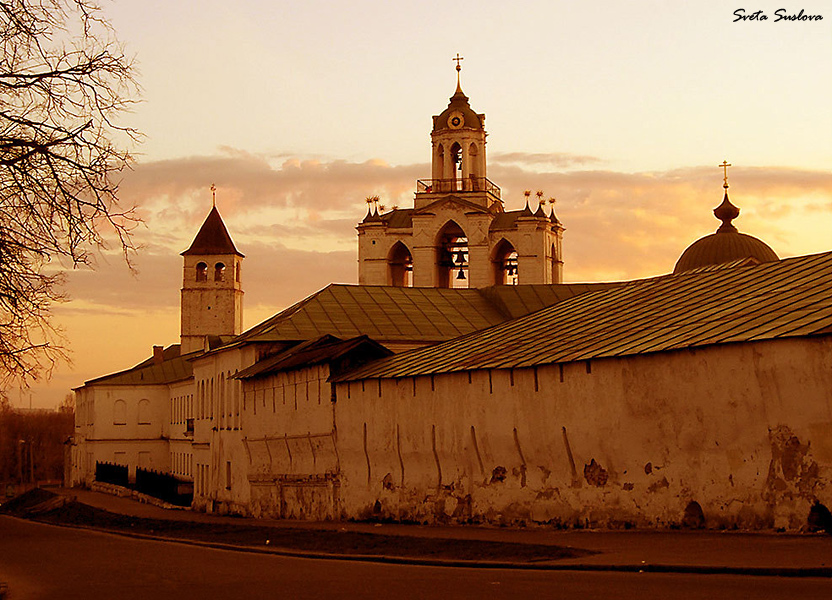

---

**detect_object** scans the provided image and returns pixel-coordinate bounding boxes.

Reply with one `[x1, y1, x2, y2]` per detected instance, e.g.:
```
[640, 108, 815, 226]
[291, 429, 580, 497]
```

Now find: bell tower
[423, 54, 490, 207]
[357, 58, 564, 288]
[180, 189, 244, 354]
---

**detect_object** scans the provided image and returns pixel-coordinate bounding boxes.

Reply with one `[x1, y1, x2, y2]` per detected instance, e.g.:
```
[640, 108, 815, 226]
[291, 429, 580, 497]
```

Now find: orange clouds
[29, 152, 832, 409]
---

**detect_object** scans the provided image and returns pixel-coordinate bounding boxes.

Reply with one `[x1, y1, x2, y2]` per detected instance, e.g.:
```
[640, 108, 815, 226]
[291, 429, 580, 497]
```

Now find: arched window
[235, 262, 241, 282]
[468, 143, 480, 189]
[387, 242, 413, 287]
[113, 399, 127, 425]
[218, 373, 225, 428]
[196, 262, 208, 282]
[214, 262, 226, 281]
[551, 243, 560, 282]
[492, 239, 519, 285]
[435, 144, 444, 186]
[436, 221, 468, 289]
[450, 142, 462, 191]
[137, 399, 151, 425]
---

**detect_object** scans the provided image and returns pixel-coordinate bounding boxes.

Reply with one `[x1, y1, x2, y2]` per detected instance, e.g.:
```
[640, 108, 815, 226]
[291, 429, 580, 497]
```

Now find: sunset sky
[18, 0, 832, 408]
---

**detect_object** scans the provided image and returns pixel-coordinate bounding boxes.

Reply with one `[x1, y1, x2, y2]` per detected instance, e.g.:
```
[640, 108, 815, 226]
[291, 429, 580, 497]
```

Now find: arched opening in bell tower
[467, 143, 480, 190]
[492, 239, 519, 285]
[450, 142, 462, 192]
[436, 221, 468, 289]
[387, 242, 413, 287]
[551, 243, 559, 282]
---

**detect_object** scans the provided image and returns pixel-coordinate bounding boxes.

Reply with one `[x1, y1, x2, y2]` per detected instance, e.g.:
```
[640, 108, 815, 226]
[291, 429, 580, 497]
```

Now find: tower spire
[211, 183, 217, 207]
[714, 160, 739, 233]
[453, 53, 464, 93]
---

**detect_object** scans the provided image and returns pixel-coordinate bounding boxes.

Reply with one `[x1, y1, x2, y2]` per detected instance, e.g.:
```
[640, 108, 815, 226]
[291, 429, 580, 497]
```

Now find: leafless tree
[0, 0, 139, 394]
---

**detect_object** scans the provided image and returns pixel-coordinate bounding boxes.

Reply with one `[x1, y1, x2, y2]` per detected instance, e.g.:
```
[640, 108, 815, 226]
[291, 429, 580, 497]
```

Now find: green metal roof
[238, 284, 511, 344]
[82, 345, 197, 387]
[335, 251, 832, 381]
[237, 283, 617, 347]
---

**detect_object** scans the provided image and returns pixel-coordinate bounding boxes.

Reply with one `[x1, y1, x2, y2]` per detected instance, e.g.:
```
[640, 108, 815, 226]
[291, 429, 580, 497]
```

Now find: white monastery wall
[242, 363, 340, 519]
[190, 345, 253, 514]
[334, 336, 832, 528]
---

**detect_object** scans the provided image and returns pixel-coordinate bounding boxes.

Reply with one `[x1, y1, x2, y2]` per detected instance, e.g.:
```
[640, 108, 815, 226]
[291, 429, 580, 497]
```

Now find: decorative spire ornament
[453, 53, 464, 91]
[714, 161, 740, 233]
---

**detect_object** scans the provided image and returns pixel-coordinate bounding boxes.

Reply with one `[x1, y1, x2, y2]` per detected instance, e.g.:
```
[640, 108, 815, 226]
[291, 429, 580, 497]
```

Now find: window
[492, 239, 519, 285]
[137, 399, 151, 425]
[435, 221, 468, 288]
[226, 461, 232, 490]
[214, 262, 225, 281]
[113, 399, 127, 425]
[196, 262, 208, 282]
[387, 242, 413, 287]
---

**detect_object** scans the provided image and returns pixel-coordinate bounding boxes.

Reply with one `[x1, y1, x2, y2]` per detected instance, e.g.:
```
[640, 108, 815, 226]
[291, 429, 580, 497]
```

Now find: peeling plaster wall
[334, 336, 832, 529]
[241, 363, 339, 519]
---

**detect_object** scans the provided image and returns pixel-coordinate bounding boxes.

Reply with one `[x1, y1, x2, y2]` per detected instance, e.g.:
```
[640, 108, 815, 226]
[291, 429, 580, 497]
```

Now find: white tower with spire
[180, 188, 244, 353]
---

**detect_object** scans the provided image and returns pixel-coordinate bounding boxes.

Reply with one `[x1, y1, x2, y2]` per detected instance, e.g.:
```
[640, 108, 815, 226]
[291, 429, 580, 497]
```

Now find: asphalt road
[1, 516, 830, 600]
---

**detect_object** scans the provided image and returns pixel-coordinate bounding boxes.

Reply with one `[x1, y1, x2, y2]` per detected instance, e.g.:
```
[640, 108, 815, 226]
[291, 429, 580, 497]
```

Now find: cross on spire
[453, 53, 464, 90]
[719, 160, 732, 189]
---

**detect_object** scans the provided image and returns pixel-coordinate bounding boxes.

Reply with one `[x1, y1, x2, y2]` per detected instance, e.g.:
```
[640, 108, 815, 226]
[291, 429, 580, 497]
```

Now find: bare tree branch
[0, 0, 141, 394]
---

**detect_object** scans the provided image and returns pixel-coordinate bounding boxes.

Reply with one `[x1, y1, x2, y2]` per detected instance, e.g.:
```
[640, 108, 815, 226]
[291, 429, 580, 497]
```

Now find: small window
[137, 399, 151, 425]
[226, 461, 232, 490]
[214, 262, 226, 281]
[235, 263, 241, 282]
[113, 399, 127, 425]
[196, 262, 208, 282]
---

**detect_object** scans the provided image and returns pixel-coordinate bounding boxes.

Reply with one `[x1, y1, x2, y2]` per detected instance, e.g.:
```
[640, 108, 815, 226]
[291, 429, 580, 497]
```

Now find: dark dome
[433, 85, 483, 132]
[674, 231, 778, 273]
[673, 192, 777, 273]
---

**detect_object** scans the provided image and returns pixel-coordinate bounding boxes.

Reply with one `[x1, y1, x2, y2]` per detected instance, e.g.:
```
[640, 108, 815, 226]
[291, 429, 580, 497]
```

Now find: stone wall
[333, 336, 832, 529]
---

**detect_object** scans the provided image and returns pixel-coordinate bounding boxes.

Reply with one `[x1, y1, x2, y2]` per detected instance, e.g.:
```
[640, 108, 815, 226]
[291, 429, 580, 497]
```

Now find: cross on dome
[719, 160, 732, 190]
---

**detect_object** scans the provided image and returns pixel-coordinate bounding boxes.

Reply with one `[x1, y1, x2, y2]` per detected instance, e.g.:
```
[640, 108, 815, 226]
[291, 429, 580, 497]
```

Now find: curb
[9, 515, 832, 578]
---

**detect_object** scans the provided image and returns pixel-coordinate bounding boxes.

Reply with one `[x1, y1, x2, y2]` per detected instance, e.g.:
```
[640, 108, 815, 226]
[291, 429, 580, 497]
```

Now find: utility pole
[17, 440, 24, 484]
[29, 441, 34, 485]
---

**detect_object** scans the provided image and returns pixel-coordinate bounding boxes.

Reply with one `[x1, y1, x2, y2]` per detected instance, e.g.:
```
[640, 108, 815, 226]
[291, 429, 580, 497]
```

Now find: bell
[454, 250, 466, 265]
[456, 267, 466, 280]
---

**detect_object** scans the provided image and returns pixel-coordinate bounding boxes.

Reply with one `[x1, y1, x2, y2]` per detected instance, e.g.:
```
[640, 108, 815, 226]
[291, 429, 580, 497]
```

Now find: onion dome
[673, 191, 778, 274]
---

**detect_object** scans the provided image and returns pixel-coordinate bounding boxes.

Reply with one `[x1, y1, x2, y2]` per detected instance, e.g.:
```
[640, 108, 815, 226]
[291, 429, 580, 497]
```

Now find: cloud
[490, 152, 604, 168]
[30, 153, 832, 411]
[121, 150, 426, 219]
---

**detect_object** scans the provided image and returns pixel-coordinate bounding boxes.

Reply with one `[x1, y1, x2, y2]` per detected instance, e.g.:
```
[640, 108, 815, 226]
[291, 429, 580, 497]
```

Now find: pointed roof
[182, 206, 244, 257]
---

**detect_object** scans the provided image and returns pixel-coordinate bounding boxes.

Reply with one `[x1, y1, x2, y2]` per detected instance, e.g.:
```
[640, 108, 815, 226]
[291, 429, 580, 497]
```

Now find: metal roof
[335, 251, 832, 381]
[479, 283, 619, 320]
[82, 345, 196, 387]
[237, 284, 511, 344]
[235, 335, 392, 380]
[181, 206, 244, 257]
